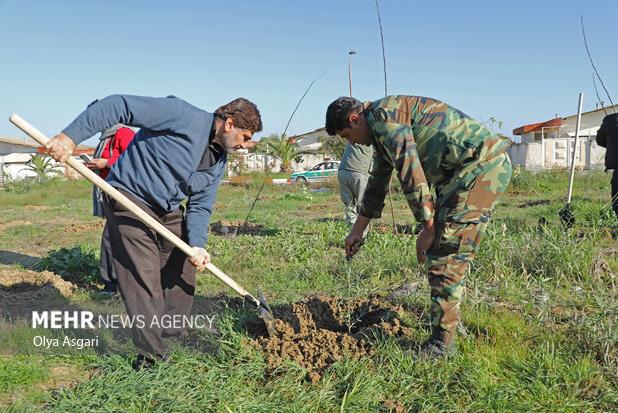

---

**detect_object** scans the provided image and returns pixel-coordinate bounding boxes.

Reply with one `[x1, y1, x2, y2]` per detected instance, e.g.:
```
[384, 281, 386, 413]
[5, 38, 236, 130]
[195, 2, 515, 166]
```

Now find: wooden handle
[8, 114, 254, 301]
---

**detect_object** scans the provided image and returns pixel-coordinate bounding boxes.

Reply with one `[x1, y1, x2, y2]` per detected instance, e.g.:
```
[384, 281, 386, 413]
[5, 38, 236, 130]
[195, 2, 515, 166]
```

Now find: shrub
[35, 246, 99, 288]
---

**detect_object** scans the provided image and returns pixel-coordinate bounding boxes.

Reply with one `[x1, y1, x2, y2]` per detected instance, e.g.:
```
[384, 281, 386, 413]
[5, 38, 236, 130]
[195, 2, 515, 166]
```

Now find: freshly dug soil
[210, 220, 265, 236]
[64, 221, 105, 233]
[247, 295, 412, 377]
[0, 268, 77, 318]
[518, 199, 551, 208]
[0, 268, 75, 299]
[372, 222, 419, 235]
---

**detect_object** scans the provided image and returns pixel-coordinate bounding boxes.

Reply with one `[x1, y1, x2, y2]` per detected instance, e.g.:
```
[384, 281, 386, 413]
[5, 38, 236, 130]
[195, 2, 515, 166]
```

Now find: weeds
[0, 171, 617, 411]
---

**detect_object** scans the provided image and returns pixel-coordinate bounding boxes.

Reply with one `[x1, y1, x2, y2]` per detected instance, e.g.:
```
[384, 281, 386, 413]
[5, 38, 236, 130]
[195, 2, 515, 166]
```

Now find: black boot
[131, 353, 168, 371]
[416, 327, 456, 359]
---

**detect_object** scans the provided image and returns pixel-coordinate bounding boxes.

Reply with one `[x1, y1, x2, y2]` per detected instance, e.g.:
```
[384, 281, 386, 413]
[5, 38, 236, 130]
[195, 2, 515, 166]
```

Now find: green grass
[0, 170, 617, 412]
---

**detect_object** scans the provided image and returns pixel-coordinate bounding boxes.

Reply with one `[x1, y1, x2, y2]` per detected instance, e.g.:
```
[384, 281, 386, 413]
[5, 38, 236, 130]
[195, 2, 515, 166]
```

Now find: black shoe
[131, 353, 168, 371]
[410, 328, 456, 360]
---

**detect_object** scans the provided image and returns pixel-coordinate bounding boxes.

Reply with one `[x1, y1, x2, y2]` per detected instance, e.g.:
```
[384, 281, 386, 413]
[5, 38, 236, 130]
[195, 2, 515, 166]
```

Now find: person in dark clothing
[44, 95, 262, 369]
[87, 124, 135, 293]
[595, 113, 618, 218]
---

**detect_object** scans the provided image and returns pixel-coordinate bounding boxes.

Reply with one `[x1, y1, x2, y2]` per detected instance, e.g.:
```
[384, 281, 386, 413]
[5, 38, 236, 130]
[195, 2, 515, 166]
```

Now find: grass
[0, 169, 617, 412]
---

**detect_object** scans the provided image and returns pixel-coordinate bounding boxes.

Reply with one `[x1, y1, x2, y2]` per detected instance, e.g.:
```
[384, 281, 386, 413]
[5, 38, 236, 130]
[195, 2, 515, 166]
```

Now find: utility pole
[348, 50, 356, 97]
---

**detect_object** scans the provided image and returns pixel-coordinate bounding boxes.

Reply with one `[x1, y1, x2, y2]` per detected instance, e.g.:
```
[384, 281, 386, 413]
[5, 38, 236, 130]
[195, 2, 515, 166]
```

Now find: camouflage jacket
[358, 95, 511, 223]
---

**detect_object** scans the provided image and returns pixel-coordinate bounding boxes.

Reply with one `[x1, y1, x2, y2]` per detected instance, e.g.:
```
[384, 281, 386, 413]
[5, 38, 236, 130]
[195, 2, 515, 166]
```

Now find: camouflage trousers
[425, 152, 512, 333]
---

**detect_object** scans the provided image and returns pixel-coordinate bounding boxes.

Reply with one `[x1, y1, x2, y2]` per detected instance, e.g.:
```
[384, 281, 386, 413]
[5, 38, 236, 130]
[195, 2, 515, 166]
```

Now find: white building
[226, 128, 338, 174]
[508, 105, 616, 170]
[0, 136, 95, 182]
[289, 127, 328, 152]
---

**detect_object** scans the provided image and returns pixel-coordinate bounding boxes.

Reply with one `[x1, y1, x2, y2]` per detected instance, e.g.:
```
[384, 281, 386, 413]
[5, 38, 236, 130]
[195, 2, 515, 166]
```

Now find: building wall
[0, 142, 37, 156]
[509, 136, 605, 171]
[512, 108, 614, 170]
[226, 153, 335, 175]
[561, 110, 607, 135]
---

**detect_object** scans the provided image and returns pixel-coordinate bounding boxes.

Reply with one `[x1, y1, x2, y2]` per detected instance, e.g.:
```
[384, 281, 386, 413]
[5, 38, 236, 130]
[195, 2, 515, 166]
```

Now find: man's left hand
[416, 220, 436, 265]
[45, 133, 76, 163]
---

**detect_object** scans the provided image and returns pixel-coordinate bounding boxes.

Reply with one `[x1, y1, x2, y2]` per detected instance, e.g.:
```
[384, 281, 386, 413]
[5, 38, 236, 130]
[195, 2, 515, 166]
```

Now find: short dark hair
[215, 98, 263, 133]
[325, 97, 363, 135]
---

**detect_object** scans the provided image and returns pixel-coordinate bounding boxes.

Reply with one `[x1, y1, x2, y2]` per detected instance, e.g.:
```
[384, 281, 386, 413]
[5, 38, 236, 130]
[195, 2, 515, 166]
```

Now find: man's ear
[348, 112, 359, 125]
[224, 117, 235, 131]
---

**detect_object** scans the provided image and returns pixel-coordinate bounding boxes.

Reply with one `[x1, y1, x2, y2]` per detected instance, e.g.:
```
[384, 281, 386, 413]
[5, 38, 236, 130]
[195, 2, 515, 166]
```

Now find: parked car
[290, 161, 340, 183]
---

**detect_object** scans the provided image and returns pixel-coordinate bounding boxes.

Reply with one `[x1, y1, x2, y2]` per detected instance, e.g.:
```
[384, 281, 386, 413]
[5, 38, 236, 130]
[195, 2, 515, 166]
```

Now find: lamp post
[348, 50, 356, 97]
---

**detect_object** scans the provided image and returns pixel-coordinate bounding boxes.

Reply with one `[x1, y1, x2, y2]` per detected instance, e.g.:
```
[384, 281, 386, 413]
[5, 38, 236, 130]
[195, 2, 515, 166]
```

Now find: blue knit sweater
[63, 94, 226, 247]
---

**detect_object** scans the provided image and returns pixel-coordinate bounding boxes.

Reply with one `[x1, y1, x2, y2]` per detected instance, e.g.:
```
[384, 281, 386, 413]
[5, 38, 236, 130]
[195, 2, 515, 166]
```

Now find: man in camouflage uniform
[325, 96, 512, 358]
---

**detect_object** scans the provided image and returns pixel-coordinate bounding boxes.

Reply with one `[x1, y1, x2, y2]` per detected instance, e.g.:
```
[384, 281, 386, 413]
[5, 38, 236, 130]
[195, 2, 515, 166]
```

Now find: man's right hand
[45, 133, 76, 163]
[344, 232, 364, 258]
[189, 247, 210, 271]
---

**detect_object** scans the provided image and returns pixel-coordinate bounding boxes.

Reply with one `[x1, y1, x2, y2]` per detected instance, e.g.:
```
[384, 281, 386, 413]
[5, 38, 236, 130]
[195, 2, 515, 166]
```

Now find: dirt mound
[0, 268, 76, 303]
[518, 199, 551, 208]
[64, 221, 105, 233]
[247, 295, 412, 378]
[373, 222, 419, 235]
[210, 220, 265, 236]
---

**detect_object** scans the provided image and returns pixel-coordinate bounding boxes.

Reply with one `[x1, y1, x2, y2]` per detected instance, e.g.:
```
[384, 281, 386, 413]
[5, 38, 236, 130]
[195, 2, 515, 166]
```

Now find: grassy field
[0, 169, 617, 412]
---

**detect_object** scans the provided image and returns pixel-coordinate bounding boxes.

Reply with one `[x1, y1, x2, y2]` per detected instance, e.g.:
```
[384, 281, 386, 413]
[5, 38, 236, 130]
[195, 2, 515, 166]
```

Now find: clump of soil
[210, 220, 265, 236]
[518, 199, 551, 208]
[247, 295, 412, 377]
[383, 400, 406, 412]
[0, 268, 76, 304]
[372, 223, 419, 235]
[64, 221, 105, 233]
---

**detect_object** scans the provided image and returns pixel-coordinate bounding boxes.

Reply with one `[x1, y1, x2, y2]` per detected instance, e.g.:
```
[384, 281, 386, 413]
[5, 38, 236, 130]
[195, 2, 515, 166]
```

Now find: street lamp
[348, 50, 356, 97]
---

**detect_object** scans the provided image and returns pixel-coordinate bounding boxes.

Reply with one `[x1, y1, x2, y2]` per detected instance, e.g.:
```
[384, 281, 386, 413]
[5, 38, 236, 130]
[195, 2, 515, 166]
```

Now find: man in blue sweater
[45, 95, 262, 369]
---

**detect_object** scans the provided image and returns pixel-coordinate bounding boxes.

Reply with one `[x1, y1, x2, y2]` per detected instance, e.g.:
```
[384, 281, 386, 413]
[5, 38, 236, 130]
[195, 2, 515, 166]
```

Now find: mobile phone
[79, 153, 93, 163]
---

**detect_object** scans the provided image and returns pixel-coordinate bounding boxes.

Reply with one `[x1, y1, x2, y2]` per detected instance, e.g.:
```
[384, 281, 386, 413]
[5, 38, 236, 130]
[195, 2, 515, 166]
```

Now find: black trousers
[99, 221, 117, 291]
[104, 190, 196, 359]
[612, 169, 618, 217]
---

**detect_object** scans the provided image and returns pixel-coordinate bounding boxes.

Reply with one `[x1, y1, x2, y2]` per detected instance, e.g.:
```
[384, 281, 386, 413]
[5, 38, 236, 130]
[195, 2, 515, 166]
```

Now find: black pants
[104, 190, 196, 359]
[612, 169, 618, 217]
[99, 221, 117, 292]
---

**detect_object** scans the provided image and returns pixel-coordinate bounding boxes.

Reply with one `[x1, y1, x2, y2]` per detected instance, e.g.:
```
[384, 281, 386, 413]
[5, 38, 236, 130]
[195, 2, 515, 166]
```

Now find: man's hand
[189, 247, 210, 271]
[344, 232, 365, 258]
[86, 158, 108, 170]
[416, 219, 436, 265]
[45, 133, 76, 163]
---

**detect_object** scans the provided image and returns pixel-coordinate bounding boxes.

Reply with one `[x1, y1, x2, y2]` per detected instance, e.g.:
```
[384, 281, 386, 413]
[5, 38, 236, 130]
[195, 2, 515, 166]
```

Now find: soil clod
[247, 295, 413, 376]
[210, 220, 265, 236]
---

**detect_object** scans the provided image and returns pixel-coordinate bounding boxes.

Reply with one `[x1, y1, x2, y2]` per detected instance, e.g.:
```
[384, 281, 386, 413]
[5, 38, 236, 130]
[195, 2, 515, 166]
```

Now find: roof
[289, 127, 327, 140]
[513, 104, 618, 135]
[0, 136, 94, 155]
[563, 104, 618, 120]
[0, 137, 39, 148]
[512, 118, 562, 135]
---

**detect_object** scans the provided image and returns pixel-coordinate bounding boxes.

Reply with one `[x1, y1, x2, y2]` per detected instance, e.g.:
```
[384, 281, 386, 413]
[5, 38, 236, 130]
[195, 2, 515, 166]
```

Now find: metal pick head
[257, 288, 276, 338]
[559, 203, 576, 228]
[257, 289, 272, 313]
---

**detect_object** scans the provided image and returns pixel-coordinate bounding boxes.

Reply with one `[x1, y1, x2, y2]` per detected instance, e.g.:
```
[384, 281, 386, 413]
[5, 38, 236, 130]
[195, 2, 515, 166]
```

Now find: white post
[541, 129, 545, 169]
[567, 93, 584, 204]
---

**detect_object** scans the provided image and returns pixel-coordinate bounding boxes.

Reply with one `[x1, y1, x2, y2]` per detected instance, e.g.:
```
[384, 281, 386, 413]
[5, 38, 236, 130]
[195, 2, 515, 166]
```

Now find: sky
[1, 0, 617, 147]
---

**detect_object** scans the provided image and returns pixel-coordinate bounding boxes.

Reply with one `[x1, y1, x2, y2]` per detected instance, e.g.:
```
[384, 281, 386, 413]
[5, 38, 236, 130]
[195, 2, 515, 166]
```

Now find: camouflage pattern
[427, 152, 512, 333]
[359, 95, 513, 335]
[359, 95, 511, 222]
